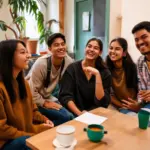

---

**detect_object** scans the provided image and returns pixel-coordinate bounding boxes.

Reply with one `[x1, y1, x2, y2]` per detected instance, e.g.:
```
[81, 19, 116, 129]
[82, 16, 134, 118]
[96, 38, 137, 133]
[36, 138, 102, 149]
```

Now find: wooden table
[26, 108, 150, 150]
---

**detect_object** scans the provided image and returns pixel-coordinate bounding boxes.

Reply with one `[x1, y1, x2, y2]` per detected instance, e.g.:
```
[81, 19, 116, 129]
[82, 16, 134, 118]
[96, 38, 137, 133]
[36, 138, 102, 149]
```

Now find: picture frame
[82, 11, 90, 31]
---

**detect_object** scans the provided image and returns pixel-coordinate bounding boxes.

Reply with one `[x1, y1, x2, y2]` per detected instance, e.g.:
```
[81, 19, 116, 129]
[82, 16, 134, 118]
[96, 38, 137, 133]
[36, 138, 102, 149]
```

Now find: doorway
[74, 0, 110, 60]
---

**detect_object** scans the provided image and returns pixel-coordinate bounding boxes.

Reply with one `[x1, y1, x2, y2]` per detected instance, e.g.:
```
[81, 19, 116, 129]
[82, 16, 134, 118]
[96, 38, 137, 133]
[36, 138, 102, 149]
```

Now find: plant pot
[40, 51, 48, 55]
[26, 39, 38, 54]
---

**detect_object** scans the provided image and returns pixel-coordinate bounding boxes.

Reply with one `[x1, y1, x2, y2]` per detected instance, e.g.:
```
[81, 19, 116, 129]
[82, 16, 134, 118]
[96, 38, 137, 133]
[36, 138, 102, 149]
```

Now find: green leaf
[26, 0, 29, 12]
[0, 20, 7, 31]
[39, 27, 53, 44]
[14, 16, 26, 32]
[31, 1, 38, 15]
[37, 11, 44, 33]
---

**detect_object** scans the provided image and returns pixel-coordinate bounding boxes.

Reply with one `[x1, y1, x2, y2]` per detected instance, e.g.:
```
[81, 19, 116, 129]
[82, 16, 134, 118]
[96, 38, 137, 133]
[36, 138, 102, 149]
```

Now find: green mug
[84, 124, 107, 142]
[138, 109, 150, 129]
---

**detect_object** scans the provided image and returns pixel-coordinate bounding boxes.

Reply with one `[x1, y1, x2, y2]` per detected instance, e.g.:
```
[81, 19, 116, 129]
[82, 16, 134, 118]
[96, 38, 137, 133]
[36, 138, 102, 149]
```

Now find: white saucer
[53, 138, 77, 150]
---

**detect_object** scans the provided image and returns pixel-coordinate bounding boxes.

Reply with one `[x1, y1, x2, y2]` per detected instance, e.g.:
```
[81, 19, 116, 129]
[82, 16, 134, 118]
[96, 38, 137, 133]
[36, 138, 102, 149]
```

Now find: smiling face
[13, 43, 30, 71]
[85, 40, 102, 60]
[108, 41, 124, 62]
[134, 29, 150, 55]
[49, 37, 67, 59]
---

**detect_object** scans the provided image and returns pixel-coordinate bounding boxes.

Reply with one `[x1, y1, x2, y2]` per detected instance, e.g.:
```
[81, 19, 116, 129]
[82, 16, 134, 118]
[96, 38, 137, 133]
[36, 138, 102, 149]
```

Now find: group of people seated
[0, 21, 150, 150]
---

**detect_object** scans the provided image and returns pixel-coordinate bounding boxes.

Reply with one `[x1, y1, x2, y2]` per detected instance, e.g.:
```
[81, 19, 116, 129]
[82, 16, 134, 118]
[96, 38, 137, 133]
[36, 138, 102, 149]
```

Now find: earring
[122, 52, 126, 57]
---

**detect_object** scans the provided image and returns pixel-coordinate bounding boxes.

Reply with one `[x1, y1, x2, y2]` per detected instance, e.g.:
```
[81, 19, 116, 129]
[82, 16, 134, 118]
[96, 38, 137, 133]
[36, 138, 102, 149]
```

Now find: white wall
[121, 0, 150, 62]
[64, 0, 74, 53]
[0, 0, 14, 40]
[109, 0, 122, 41]
[46, 0, 59, 20]
[46, 0, 59, 32]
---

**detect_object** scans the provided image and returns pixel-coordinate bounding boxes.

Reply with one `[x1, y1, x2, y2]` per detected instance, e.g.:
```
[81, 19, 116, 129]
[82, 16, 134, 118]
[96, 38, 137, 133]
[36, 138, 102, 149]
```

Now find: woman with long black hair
[106, 37, 140, 114]
[0, 40, 53, 150]
[59, 37, 111, 116]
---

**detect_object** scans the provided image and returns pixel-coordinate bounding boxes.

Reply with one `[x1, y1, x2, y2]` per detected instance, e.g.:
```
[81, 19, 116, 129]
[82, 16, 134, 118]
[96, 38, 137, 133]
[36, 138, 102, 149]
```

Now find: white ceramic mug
[56, 125, 75, 146]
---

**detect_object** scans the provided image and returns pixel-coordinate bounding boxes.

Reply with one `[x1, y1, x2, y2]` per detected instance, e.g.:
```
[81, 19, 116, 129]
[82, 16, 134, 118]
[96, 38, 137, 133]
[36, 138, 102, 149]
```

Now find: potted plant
[0, 0, 46, 53]
[38, 19, 60, 55]
[39, 19, 60, 44]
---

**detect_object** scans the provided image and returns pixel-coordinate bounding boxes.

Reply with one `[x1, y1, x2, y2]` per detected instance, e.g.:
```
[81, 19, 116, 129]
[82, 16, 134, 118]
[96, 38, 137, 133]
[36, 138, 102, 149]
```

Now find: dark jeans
[2, 136, 31, 150]
[38, 106, 74, 126]
[143, 103, 150, 109]
[119, 108, 137, 115]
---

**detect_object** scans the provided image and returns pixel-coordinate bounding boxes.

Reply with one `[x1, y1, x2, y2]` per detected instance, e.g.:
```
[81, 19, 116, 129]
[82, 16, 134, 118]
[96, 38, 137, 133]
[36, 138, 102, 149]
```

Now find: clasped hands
[121, 90, 150, 112]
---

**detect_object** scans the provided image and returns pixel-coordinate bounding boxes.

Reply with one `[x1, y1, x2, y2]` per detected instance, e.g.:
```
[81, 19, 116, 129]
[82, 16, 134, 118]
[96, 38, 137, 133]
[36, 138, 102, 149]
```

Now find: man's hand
[43, 101, 62, 110]
[138, 90, 150, 102]
[121, 98, 141, 112]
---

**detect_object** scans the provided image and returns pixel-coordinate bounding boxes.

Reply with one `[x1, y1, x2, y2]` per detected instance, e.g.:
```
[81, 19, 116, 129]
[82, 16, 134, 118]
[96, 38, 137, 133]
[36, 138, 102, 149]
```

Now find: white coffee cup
[56, 125, 75, 146]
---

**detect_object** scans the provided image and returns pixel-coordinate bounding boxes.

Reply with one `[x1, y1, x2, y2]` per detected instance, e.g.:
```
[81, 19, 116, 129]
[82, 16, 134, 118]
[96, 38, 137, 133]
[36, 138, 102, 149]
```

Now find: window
[25, 1, 40, 39]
